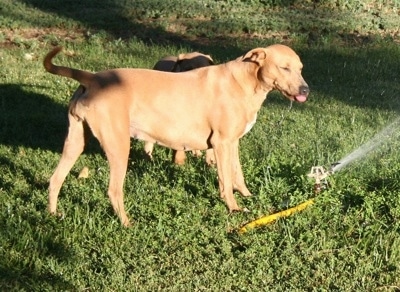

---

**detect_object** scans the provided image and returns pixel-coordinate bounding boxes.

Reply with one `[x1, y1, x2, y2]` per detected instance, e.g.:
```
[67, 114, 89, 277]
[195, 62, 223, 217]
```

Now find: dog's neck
[225, 60, 271, 112]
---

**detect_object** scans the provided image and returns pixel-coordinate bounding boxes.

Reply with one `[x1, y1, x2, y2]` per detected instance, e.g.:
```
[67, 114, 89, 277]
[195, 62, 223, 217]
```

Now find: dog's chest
[240, 114, 257, 137]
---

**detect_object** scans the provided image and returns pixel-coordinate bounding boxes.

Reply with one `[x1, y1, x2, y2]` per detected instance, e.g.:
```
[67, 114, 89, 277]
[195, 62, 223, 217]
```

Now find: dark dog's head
[173, 52, 214, 72]
[241, 44, 309, 102]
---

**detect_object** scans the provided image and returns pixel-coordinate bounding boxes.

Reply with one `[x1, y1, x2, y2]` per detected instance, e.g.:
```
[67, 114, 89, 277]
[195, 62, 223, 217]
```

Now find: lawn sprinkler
[238, 164, 336, 234]
[307, 165, 332, 194]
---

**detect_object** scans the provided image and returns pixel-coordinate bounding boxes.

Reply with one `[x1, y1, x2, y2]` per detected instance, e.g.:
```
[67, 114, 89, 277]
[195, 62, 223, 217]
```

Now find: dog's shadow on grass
[0, 83, 111, 190]
[0, 82, 141, 160]
[0, 83, 70, 197]
[0, 83, 67, 152]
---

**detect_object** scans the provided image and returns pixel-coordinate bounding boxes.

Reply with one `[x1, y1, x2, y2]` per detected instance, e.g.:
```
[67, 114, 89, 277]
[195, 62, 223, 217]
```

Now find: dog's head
[173, 52, 214, 72]
[242, 44, 309, 102]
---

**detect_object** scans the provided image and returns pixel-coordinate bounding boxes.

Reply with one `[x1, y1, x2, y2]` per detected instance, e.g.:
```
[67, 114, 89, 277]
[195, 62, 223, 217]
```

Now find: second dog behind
[153, 52, 213, 72]
[146, 52, 216, 165]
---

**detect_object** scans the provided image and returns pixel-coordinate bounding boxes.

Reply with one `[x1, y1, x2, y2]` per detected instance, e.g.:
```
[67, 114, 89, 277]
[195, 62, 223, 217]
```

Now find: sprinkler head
[307, 166, 331, 194]
[307, 166, 329, 182]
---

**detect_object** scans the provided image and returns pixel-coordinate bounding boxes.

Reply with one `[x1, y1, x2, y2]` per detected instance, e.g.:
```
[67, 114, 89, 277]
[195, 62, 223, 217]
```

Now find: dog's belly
[155, 135, 209, 151]
[130, 123, 210, 151]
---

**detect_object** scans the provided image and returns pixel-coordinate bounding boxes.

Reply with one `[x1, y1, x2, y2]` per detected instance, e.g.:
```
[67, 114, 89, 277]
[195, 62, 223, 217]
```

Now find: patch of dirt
[0, 27, 88, 48]
[1, 24, 398, 50]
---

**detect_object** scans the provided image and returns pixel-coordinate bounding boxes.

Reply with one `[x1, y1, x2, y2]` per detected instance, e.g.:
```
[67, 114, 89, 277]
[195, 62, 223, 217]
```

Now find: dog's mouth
[293, 94, 307, 103]
[275, 83, 309, 103]
[283, 92, 308, 103]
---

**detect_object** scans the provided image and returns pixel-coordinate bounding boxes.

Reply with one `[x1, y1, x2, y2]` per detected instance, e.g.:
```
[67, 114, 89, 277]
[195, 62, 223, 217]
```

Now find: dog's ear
[242, 48, 267, 65]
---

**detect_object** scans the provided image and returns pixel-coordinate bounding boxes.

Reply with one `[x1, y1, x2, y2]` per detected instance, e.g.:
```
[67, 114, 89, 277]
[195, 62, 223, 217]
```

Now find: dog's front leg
[232, 141, 252, 197]
[211, 137, 241, 212]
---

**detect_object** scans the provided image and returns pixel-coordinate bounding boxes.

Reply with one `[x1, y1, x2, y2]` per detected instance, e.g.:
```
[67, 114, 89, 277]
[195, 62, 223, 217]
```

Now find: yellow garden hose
[238, 199, 315, 234]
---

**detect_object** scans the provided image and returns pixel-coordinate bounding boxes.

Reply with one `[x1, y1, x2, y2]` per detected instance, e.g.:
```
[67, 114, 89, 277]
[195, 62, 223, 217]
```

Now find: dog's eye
[280, 67, 290, 72]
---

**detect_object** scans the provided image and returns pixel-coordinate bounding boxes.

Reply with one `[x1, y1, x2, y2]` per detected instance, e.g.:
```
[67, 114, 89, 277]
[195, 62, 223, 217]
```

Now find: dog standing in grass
[146, 52, 216, 165]
[44, 44, 309, 226]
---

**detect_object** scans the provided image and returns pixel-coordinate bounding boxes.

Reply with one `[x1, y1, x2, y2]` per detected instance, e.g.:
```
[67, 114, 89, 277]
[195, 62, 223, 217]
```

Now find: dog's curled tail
[43, 46, 93, 87]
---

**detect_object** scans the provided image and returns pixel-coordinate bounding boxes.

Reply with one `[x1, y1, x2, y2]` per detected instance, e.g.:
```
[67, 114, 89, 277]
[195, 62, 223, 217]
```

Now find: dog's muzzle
[294, 85, 310, 103]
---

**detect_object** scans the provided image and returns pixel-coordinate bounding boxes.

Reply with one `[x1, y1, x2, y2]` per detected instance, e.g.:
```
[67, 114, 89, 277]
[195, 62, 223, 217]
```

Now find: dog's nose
[299, 85, 310, 96]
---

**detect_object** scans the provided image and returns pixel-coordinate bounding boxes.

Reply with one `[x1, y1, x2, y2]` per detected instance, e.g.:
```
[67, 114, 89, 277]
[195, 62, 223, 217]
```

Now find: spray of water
[331, 117, 400, 173]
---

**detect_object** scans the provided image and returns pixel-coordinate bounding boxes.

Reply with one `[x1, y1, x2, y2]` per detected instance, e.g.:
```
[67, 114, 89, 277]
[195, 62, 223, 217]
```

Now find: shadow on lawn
[0, 244, 77, 290]
[18, 0, 400, 113]
[17, 0, 246, 58]
[0, 211, 78, 290]
[0, 83, 67, 152]
[0, 265, 75, 290]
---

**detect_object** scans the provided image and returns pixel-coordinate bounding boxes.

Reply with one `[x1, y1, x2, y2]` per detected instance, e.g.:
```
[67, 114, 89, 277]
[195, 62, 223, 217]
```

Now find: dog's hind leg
[205, 149, 216, 166]
[48, 115, 86, 216]
[144, 142, 154, 160]
[174, 150, 187, 165]
[96, 122, 131, 226]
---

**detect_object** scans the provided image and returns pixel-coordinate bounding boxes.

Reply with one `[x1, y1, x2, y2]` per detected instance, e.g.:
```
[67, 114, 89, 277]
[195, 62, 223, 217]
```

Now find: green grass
[1, 0, 400, 290]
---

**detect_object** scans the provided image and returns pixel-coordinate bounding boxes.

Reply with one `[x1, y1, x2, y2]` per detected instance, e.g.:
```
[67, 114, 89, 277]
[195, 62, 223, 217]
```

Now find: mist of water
[331, 117, 400, 173]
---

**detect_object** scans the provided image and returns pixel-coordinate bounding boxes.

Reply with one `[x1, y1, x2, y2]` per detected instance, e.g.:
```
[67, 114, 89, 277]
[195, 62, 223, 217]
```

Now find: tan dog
[147, 52, 215, 165]
[44, 44, 309, 226]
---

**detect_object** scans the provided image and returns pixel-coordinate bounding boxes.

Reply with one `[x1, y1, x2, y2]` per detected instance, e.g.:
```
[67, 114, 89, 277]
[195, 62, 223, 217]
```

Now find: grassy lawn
[1, 0, 400, 290]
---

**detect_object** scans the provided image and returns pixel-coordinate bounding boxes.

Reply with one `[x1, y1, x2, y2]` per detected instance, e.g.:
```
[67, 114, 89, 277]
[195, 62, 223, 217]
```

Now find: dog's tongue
[295, 95, 307, 103]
